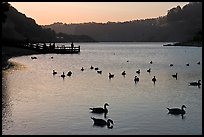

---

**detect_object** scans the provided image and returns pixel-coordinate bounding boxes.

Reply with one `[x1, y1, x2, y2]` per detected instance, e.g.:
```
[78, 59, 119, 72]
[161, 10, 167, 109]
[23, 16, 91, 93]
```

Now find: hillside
[43, 2, 202, 42]
[1, 3, 95, 43]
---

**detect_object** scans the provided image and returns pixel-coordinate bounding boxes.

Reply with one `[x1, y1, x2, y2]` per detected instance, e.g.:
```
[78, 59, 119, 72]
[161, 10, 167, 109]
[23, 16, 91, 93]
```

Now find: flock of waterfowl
[51, 60, 201, 88]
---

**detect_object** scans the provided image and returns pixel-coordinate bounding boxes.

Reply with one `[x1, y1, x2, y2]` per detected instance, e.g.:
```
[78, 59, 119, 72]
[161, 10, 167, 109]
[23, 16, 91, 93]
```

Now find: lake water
[2, 42, 202, 135]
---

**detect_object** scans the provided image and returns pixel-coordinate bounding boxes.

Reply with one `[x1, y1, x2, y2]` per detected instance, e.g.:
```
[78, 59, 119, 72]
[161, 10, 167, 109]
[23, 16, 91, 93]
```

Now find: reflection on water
[2, 42, 202, 135]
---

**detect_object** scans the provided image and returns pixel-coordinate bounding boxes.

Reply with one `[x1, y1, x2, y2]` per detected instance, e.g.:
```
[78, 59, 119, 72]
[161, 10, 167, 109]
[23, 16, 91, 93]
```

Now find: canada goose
[91, 117, 114, 128]
[186, 63, 189, 66]
[81, 67, 84, 71]
[134, 76, 139, 83]
[150, 61, 153, 64]
[95, 67, 99, 70]
[152, 76, 156, 83]
[122, 71, 126, 76]
[90, 103, 109, 114]
[97, 70, 102, 74]
[169, 64, 173, 67]
[109, 73, 114, 79]
[90, 65, 94, 69]
[147, 68, 151, 73]
[61, 72, 65, 78]
[172, 73, 177, 80]
[67, 71, 72, 76]
[52, 70, 57, 75]
[189, 80, 201, 86]
[167, 105, 186, 115]
[136, 69, 140, 74]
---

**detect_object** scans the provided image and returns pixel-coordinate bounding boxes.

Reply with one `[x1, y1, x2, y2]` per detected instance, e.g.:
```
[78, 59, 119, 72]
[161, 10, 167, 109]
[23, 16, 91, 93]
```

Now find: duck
[186, 63, 189, 66]
[169, 64, 173, 67]
[189, 80, 201, 86]
[150, 61, 153, 64]
[122, 71, 126, 76]
[197, 61, 200, 65]
[90, 103, 109, 114]
[147, 68, 151, 73]
[81, 67, 84, 71]
[90, 65, 94, 69]
[172, 73, 177, 80]
[95, 67, 99, 70]
[61, 72, 65, 78]
[152, 76, 156, 83]
[67, 71, 72, 77]
[97, 70, 102, 74]
[109, 73, 114, 79]
[136, 69, 140, 74]
[52, 70, 57, 75]
[91, 117, 114, 128]
[167, 105, 186, 115]
[134, 76, 139, 83]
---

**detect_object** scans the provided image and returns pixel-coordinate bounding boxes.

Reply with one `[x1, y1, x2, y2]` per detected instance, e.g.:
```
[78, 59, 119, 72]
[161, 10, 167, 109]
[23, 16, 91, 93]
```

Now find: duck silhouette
[136, 69, 140, 74]
[90, 103, 109, 114]
[52, 70, 57, 75]
[172, 73, 177, 80]
[97, 70, 102, 74]
[147, 68, 151, 73]
[169, 64, 173, 67]
[61, 72, 65, 78]
[167, 105, 186, 115]
[152, 76, 156, 84]
[122, 71, 126, 76]
[134, 76, 139, 83]
[90, 65, 94, 69]
[109, 73, 114, 79]
[81, 67, 84, 71]
[91, 117, 114, 129]
[67, 71, 72, 77]
[189, 80, 201, 87]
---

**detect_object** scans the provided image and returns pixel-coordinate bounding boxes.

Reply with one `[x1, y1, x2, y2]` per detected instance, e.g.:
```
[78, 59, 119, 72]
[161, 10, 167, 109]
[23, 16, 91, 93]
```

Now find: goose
[197, 61, 200, 65]
[172, 73, 177, 80]
[134, 76, 139, 83]
[90, 65, 94, 69]
[61, 72, 65, 78]
[109, 73, 114, 79]
[95, 67, 99, 70]
[122, 71, 126, 76]
[81, 67, 84, 71]
[67, 71, 72, 76]
[52, 70, 57, 75]
[189, 80, 201, 86]
[136, 69, 140, 74]
[186, 63, 189, 66]
[90, 103, 109, 114]
[169, 64, 173, 67]
[91, 117, 114, 128]
[167, 105, 186, 115]
[147, 68, 151, 73]
[150, 61, 153, 64]
[97, 70, 102, 74]
[152, 76, 156, 83]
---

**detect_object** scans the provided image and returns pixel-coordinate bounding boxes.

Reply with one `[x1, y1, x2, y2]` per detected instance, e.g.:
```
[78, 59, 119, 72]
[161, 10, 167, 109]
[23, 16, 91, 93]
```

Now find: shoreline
[2, 45, 40, 70]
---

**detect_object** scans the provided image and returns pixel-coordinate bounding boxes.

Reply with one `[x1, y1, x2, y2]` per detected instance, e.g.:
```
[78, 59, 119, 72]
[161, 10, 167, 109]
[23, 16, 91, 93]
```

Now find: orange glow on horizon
[9, 2, 189, 25]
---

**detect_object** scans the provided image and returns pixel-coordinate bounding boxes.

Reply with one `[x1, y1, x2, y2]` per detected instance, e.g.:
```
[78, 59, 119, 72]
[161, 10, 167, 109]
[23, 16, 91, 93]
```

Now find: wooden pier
[22, 43, 80, 54]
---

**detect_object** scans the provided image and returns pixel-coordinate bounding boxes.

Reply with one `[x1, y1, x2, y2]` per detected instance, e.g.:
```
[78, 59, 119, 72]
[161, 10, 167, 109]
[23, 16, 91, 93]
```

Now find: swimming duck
[122, 71, 126, 76]
[186, 63, 189, 66]
[90, 103, 109, 113]
[90, 65, 94, 69]
[95, 67, 99, 70]
[91, 117, 114, 128]
[109, 73, 114, 79]
[61, 72, 65, 78]
[197, 61, 200, 65]
[81, 67, 84, 71]
[167, 105, 186, 115]
[97, 70, 102, 74]
[150, 61, 153, 64]
[136, 69, 140, 74]
[169, 64, 173, 67]
[52, 70, 57, 75]
[134, 76, 139, 83]
[152, 76, 156, 83]
[172, 73, 177, 80]
[189, 80, 201, 86]
[147, 68, 151, 73]
[67, 71, 72, 76]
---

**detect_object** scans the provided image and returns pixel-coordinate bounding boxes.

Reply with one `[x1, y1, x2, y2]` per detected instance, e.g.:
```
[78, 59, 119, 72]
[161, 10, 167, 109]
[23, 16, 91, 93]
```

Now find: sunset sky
[10, 2, 189, 25]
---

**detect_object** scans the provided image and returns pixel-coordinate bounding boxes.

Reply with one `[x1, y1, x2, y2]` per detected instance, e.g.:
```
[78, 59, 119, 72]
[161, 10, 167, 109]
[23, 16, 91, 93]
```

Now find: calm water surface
[2, 42, 202, 135]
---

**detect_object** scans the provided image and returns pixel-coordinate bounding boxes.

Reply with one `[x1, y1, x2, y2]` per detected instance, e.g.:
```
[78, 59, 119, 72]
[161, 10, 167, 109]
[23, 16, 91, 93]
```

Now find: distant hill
[1, 3, 95, 43]
[43, 2, 202, 42]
